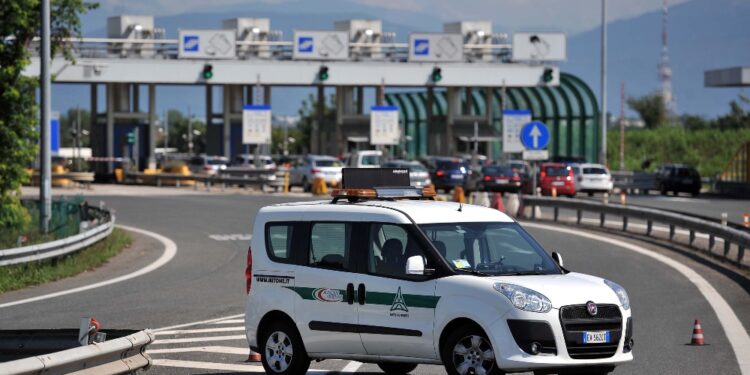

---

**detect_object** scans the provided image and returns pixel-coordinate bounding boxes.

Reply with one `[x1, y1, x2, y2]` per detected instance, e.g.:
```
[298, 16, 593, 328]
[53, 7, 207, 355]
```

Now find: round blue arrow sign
[520, 121, 550, 150]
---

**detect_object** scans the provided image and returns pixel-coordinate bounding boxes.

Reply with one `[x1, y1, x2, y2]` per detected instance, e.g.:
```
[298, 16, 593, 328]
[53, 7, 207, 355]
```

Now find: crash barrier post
[522, 196, 750, 268]
[452, 186, 466, 203]
[0, 200, 114, 266]
[284, 172, 290, 194]
[744, 212, 749, 228]
[0, 329, 154, 374]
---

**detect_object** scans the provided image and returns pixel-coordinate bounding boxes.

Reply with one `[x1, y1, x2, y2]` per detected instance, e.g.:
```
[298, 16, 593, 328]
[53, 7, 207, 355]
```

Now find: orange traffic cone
[689, 319, 705, 345]
[492, 193, 506, 213]
[247, 350, 262, 362]
[744, 212, 749, 228]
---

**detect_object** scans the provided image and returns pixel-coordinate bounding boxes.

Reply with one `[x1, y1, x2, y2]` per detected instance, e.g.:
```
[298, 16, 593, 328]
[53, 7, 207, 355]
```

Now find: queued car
[506, 160, 534, 194]
[346, 150, 383, 168]
[480, 165, 523, 193]
[539, 162, 576, 197]
[424, 157, 470, 192]
[382, 160, 432, 187]
[188, 155, 229, 175]
[244, 170, 634, 375]
[233, 155, 277, 170]
[571, 163, 614, 196]
[289, 155, 344, 192]
[655, 164, 701, 196]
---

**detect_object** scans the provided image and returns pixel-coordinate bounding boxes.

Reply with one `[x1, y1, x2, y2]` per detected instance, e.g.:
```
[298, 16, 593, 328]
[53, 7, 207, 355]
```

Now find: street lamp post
[40, 0, 52, 233]
[600, 0, 608, 166]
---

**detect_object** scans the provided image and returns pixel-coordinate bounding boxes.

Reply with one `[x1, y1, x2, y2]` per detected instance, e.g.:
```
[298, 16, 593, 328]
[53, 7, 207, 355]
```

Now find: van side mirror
[406, 255, 426, 275]
[552, 252, 564, 268]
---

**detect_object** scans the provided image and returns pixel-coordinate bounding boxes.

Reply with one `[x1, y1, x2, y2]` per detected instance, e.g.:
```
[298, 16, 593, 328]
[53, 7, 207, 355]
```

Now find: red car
[539, 163, 576, 197]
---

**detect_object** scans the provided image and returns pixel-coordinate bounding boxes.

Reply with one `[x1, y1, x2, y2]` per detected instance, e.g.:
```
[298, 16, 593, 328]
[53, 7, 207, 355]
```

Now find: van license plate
[583, 331, 610, 344]
[451, 174, 463, 180]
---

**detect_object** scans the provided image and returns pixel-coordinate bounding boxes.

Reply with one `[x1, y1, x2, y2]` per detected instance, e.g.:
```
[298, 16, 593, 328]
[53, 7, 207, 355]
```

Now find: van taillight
[245, 247, 253, 294]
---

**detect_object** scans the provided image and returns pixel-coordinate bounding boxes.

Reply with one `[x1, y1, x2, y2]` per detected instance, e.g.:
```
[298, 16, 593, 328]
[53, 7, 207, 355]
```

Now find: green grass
[0, 228, 132, 294]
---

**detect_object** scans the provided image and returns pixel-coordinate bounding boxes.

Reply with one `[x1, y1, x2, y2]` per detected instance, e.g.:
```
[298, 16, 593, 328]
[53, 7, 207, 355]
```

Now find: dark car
[506, 160, 533, 194]
[480, 165, 522, 193]
[425, 157, 469, 192]
[655, 164, 701, 196]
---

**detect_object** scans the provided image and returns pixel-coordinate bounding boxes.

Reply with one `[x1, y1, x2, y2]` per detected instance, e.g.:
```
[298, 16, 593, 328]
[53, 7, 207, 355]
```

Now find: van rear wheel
[441, 325, 501, 375]
[376, 362, 418, 374]
[260, 321, 310, 375]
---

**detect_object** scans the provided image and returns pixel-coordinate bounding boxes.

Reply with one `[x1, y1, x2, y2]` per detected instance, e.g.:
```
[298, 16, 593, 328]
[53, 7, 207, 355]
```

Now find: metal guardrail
[611, 171, 656, 193]
[126, 169, 286, 191]
[0, 205, 115, 266]
[522, 196, 749, 267]
[0, 329, 153, 375]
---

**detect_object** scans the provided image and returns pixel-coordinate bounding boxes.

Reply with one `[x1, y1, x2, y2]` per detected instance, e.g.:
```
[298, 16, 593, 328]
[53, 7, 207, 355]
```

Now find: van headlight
[604, 279, 630, 310]
[493, 283, 552, 313]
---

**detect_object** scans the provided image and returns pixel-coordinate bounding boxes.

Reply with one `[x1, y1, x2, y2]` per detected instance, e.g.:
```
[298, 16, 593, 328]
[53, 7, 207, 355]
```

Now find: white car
[572, 164, 614, 196]
[289, 155, 343, 191]
[346, 150, 383, 168]
[244, 172, 633, 375]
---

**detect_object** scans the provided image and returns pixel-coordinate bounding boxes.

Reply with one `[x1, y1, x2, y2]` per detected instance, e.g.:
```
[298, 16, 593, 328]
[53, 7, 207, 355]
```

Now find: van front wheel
[441, 325, 502, 375]
[377, 362, 418, 374]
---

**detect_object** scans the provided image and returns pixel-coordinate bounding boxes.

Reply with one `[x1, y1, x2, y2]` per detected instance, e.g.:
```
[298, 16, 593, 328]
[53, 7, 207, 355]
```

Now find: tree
[164, 109, 206, 154]
[296, 93, 336, 154]
[0, 0, 97, 230]
[59, 108, 91, 147]
[627, 94, 667, 129]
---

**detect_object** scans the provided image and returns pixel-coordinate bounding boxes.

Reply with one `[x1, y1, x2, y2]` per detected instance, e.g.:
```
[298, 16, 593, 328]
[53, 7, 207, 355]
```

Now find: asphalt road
[2, 190, 748, 374]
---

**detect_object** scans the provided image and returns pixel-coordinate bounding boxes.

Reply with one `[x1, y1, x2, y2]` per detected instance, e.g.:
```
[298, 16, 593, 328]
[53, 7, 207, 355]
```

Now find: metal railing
[0, 203, 114, 266]
[0, 329, 153, 374]
[125, 169, 286, 191]
[522, 196, 748, 268]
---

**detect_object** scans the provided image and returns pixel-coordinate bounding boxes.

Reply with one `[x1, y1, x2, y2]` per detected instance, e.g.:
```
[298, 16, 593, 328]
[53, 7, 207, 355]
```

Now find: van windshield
[420, 222, 561, 276]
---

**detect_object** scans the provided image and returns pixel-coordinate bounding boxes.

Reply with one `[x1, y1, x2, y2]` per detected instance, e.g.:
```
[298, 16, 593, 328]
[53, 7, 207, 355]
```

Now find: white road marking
[209, 233, 252, 241]
[147, 345, 249, 355]
[152, 359, 263, 372]
[525, 222, 750, 375]
[210, 318, 245, 325]
[153, 313, 245, 332]
[152, 334, 246, 345]
[155, 326, 245, 335]
[0, 225, 178, 309]
[341, 361, 363, 372]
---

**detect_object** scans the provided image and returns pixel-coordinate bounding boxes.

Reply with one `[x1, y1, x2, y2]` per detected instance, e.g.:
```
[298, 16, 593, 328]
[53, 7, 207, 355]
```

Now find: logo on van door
[313, 288, 344, 303]
[389, 287, 409, 317]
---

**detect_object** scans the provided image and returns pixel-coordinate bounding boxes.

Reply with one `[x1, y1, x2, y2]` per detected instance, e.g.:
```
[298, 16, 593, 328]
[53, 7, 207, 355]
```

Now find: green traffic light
[431, 67, 442, 82]
[318, 66, 329, 81]
[202, 64, 213, 80]
[543, 68, 554, 83]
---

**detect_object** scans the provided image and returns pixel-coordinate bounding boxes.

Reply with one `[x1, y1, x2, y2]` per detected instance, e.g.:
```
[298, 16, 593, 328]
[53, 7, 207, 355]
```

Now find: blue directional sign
[297, 36, 313, 53]
[520, 121, 550, 150]
[414, 39, 429, 55]
[183, 35, 199, 52]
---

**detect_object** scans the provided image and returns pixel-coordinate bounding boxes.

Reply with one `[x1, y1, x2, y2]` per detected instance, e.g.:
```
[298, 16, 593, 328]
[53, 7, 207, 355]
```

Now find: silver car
[382, 160, 432, 187]
[289, 155, 344, 192]
[188, 155, 228, 175]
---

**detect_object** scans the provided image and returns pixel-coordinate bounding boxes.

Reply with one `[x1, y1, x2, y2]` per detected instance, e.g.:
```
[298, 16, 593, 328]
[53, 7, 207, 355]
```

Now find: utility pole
[619, 82, 625, 171]
[187, 106, 194, 155]
[163, 109, 169, 160]
[599, 0, 608, 166]
[75, 106, 81, 171]
[40, 0, 51, 233]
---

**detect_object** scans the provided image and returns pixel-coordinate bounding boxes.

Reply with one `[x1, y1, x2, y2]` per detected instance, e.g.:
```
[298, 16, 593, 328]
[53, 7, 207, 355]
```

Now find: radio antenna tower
[659, 0, 676, 117]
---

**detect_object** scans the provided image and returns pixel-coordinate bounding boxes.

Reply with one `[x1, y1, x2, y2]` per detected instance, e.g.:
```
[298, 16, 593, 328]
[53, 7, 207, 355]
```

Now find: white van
[346, 150, 383, 168]
[244, 171, 633, 375]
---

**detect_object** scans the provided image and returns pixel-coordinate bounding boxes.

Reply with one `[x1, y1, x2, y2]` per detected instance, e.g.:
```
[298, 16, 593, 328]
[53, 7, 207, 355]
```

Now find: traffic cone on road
[453, 186, 466, 203]
[689, 319, 706, 345]
[491, 193, 506, 213]
[247, 350, 262, 362]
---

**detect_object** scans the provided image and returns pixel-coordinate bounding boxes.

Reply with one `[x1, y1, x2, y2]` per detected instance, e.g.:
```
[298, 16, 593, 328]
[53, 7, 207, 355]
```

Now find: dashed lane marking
[209, 234, 252, 241]
[153, 313, 244, 332]
[152, 359, 263, 372]
[152, 334, 246, 345]
[154, 326, 245, 335]
[147, 346, 250, 355]
[524, 222, 750, 375]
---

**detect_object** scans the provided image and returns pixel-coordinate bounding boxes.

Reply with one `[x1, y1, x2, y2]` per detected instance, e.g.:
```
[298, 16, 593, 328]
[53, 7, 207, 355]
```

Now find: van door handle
[358, 284, 366, 305]
[346, 283, 354, 305]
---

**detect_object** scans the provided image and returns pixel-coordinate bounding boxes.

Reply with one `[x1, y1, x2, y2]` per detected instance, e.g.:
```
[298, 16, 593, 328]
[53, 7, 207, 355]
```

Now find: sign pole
[600, 0, 608, 165]
[40, 0, 51, 233]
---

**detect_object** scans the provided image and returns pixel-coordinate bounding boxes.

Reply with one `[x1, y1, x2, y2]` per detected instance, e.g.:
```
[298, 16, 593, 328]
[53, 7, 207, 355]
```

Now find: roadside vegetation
[608, 94, 750, 177]
[0, 228, 131, 294]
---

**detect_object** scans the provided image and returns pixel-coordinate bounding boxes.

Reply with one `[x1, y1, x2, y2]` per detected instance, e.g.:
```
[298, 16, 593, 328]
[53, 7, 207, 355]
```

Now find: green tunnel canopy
[384, 72, 600, 162]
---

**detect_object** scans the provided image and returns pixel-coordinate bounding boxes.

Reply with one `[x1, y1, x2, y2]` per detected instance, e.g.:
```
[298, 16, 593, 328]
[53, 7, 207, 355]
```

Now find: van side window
[367, 224, 430, 280]
[309, 223, 352, 271]
[266, 224, 295, 261]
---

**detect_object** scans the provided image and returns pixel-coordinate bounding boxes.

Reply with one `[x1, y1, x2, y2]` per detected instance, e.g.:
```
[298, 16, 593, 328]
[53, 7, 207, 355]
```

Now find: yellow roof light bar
[331, 186, 436, 203]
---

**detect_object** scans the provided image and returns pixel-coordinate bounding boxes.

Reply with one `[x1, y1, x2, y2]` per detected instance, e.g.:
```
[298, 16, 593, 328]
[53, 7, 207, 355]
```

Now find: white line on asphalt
[147, 345, 250, 355]
[153, 313, 245, 332]
[209, 233, 252, 241]
[210, 319, 245, 325]
[524, 222, 750, 375]
[154, 326, 245, 335]
[152, 359, 263, 372]
[0, 225, 178, 310]
[152, 334, 247, 345]
[341, 361, 363, 372]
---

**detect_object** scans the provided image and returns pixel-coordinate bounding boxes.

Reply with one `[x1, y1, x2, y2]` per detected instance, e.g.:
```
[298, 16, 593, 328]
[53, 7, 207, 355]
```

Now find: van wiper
[456, 268, 491, 277]
[498, 270, 548, 276]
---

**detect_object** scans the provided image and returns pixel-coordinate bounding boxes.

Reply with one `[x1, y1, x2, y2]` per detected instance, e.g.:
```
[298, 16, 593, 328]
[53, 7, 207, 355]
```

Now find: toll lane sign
[370, 106, 400, 145]
[242, 105, 272, 145]
[502, 110, 531, 153]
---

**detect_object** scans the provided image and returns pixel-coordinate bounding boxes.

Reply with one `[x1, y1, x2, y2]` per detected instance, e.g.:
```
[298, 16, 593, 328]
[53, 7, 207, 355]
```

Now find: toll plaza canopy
[385, 73, 600, 162]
